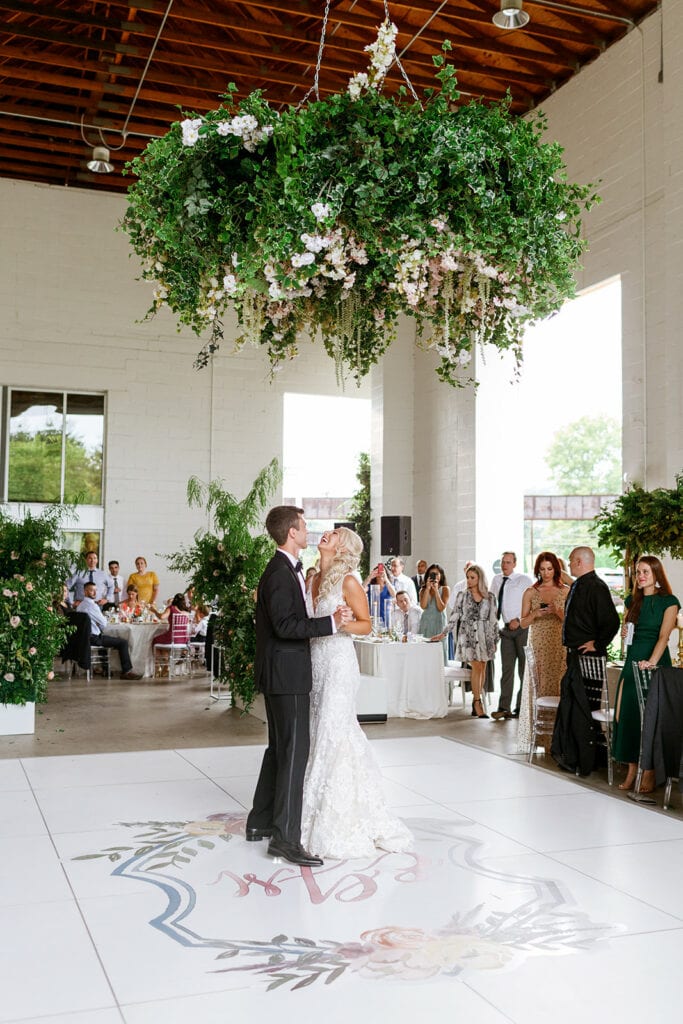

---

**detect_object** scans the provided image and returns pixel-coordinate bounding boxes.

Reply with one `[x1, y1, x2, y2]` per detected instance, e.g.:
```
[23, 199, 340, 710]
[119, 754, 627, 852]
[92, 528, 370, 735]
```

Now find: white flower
[348, 72, 369, 100]
[268, 282, 284, 300]
[180, 118, 203, 146]
[153, 285, 168, 305]
[301, 232, 327, 253]
[215, 121, 232, 136]
[3, 672, 14, 682]
[222, 273, 238, 295]
[291, 251, 315, 268]
[2, 588, 12, 597]
[458, 350, 472, 366]
[311, 202, 331, 222]
[431, 217, 447, 232]
[231, 252, 239, 267]
[10, 615, 21, 628]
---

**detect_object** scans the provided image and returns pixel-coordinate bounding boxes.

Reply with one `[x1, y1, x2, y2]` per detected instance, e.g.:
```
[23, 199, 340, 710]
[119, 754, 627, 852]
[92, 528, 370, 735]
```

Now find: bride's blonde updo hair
[318, 527, 363, 600]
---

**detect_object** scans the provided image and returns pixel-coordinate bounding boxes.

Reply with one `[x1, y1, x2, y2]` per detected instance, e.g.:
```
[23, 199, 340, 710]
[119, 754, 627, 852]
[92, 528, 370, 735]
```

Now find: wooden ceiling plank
[0, 20, 120, 55]
[0, 0, 141, 33]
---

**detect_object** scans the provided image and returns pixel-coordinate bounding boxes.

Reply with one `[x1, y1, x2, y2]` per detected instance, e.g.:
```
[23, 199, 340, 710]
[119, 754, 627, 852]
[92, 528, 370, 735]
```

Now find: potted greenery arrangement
[594, 473, 683, 592]
[0, 506, 73, 734]
[166, 460, 281, 713]
[123, 21, 597, 388]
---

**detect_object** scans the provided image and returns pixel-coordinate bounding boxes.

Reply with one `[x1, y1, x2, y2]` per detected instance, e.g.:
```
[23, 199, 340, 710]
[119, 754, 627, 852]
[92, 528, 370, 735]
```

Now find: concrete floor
[1, 670, 679, 816]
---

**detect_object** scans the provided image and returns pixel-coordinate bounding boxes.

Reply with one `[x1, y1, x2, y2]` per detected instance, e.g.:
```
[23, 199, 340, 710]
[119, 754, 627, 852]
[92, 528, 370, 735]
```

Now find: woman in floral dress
[433, 564, 498, 718]
[517, 551, 569, 754]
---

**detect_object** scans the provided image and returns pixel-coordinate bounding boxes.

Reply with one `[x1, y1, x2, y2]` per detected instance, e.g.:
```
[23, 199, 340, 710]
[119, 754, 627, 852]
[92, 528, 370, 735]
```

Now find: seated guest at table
[127, 556, 160, 606]
[153, 593, 191, 646]
[120, 585, 144, 619]
[612, 555, 680, 792]
[395, 590, 421, 636]
[418, 563, 450, 663]
[192, 603, 211, 639]
[79, 582, 142, 679]
[67, 551, 113, 607]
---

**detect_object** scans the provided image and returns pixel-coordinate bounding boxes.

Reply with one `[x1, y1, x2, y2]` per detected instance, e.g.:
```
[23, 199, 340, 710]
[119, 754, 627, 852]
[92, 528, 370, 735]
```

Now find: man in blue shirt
[79, 582, 142, 679]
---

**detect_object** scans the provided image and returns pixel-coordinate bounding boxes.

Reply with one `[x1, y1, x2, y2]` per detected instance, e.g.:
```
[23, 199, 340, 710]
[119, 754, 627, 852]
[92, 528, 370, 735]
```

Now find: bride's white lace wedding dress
[300, 577, 413, 859]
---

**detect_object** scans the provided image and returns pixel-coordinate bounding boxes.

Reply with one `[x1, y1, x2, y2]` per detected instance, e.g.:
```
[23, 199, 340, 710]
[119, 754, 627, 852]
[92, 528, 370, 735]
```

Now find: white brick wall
[0, 179, 368, 599]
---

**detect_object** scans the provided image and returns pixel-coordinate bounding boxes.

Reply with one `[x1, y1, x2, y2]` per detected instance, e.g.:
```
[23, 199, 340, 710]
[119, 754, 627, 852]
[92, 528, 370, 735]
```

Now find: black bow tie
[295, 560, 303, 574]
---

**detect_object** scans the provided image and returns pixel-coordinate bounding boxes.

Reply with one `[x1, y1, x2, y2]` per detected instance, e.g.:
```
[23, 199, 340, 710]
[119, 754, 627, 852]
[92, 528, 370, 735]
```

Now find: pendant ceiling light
[86, 145, 114, 173]
[492, 1, 530, 30]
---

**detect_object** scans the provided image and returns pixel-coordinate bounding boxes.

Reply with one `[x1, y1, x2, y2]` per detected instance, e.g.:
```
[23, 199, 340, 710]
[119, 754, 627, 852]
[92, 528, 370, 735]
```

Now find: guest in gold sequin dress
[517, 552, 569, 754]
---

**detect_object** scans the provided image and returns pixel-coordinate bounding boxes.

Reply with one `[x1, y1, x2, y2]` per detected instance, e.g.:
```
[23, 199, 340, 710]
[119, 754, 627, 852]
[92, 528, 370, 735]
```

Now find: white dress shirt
[68, 568, 113, 604]
[277, 548, 336, 633]
[489, 571, 533, 625]
[388, 572, 417, 604]
[78, 595, 108, 636]
[108, 573, 125, 605]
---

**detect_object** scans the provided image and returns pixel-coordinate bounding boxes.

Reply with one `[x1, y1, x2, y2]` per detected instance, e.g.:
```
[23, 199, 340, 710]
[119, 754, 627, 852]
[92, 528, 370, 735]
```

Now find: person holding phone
[418, 563, 450, 662]
[515, 551, 570, 751]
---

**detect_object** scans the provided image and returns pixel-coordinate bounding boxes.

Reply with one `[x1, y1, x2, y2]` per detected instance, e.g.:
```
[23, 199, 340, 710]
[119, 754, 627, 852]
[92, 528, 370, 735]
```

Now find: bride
[301, 527, 412, 859]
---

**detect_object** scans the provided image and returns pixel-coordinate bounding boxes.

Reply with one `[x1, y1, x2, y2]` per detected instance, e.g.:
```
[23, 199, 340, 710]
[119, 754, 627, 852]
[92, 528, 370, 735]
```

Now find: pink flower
[10, 615, 21, 628]
[47, 671, 54, 680]
[3, 672, 15, 682]
[29, 647, 37, 655]
[25, 582, 33, 591]
[10, 551, 18, 559]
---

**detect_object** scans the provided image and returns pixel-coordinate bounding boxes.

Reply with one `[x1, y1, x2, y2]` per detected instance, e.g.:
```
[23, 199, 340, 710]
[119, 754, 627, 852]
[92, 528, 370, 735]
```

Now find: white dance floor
[2, 736, 683, 1023]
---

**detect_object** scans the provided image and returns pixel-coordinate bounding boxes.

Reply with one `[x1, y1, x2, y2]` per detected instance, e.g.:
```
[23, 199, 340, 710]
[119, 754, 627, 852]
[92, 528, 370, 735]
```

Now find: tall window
[2, 388, 105, 556]
[5, 390, 104, 504]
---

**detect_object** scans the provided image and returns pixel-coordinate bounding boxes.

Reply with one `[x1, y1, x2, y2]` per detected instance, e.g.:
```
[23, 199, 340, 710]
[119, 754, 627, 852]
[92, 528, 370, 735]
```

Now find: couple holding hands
[246, 506, 411, 866]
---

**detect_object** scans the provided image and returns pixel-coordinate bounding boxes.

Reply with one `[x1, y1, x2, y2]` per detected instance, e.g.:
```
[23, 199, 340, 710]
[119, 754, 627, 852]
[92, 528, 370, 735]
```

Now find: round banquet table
[104, 622, 168, 677]
[353, 638, 448, 719]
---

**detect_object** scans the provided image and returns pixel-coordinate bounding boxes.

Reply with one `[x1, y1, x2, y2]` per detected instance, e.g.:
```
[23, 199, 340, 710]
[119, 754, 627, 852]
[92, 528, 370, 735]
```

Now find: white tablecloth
[354, 639, 448, 719]
[105, 623, 167, 677]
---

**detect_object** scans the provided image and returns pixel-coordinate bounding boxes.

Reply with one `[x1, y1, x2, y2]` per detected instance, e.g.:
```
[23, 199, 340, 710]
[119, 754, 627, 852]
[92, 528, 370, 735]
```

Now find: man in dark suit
[246, 506, 351, 866]
[412, 559, 427, 596]
[551, 546, 620, 775]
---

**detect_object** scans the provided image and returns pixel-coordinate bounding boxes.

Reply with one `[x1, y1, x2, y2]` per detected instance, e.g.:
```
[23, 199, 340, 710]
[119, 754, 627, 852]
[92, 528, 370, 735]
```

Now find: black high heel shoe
[472, 698, 489, 719]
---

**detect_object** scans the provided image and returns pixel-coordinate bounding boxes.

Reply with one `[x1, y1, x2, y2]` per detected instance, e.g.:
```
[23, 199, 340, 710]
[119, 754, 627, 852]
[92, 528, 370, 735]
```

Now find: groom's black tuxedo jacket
[255, 550, 334, 695]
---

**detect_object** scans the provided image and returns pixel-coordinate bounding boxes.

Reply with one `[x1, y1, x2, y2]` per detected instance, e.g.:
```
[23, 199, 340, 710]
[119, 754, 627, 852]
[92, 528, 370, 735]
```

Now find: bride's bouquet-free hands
[333, 604, 355, 631]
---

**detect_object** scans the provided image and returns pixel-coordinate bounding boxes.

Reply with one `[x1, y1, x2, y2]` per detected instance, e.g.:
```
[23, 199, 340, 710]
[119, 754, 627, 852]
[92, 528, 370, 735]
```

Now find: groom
[246, 505, 350, 866]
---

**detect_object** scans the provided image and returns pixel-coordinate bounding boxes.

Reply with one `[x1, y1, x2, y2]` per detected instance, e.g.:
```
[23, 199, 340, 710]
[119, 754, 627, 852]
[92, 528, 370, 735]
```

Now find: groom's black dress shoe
[245, 827, 273, 842]
[267, 838, 323, 866]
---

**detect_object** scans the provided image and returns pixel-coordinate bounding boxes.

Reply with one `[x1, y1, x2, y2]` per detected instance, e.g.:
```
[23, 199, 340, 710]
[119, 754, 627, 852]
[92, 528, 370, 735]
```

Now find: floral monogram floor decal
[74, 810, 615, 991]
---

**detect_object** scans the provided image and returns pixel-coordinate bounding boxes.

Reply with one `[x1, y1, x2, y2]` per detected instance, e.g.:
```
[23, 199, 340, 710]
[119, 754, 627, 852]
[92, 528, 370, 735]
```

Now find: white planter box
[0, 701, 36, 735]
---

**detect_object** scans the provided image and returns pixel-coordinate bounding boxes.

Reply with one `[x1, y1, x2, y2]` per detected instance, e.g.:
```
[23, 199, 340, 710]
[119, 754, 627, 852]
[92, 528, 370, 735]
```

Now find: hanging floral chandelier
[122, 16, 598, 387]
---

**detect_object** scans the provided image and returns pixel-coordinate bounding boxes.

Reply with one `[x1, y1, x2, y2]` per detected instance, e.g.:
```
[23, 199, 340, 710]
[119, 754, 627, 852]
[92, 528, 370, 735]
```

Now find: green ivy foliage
[348, 452, 371, 580]
[122, 52, 598, 387]
[0, 506, 73, 705]
[166, 460, 281, 711]
[594, 474, 683, 586]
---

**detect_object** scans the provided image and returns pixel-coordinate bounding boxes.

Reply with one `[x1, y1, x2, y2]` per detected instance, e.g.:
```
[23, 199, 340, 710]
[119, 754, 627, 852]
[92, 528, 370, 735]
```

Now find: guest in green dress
[418, 563, 450, 664]
[612, 555, 680, 792]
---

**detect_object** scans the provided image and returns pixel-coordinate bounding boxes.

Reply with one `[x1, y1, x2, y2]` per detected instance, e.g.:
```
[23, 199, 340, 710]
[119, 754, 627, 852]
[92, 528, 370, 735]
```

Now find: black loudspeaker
[334, 521, 355, 530]
[380, 516, 411, 556]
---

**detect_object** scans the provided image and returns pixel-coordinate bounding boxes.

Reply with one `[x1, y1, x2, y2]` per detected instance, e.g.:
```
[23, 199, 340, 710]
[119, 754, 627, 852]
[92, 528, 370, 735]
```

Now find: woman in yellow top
[126, 556, 159, 605]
